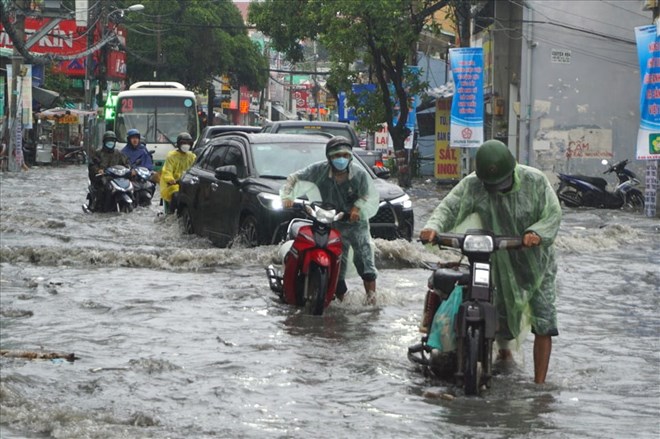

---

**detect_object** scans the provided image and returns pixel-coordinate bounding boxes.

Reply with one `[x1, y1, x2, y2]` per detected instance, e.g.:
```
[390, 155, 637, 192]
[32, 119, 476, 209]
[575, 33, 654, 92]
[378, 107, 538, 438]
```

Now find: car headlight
[257, 192, 284, 210]
[463, 235, 494, 253]
[389, 194, 412, 209]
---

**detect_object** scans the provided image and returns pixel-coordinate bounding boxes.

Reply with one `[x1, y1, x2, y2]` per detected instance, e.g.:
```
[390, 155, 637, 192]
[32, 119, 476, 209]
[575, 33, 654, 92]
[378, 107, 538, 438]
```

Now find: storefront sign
[449, 47, 484, 148]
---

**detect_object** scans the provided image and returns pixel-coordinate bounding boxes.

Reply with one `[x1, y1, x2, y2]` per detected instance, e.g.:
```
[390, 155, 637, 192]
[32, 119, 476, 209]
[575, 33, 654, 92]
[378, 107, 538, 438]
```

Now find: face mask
[331, 157, 349, 171]
[104, 141, 115, 150]
[179, 144, 191, 153]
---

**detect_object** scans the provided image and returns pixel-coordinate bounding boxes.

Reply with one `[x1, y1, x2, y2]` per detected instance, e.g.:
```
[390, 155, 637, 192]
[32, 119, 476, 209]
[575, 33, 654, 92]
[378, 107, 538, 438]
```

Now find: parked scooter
[556, 159, 644, 210]
[83, 165, 135, 213]
[408, 230, 522, 396]
[52, 144, 87, 164]
[266, 201, 344, 315]
[131, 166, 156, 207]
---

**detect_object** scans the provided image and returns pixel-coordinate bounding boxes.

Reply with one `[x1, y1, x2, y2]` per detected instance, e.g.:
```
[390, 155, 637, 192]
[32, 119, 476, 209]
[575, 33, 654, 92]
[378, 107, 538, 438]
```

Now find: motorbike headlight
[257, 192, 283, 210]
[389, 194, 412, 209]
[314, 206, 337, 224]
[463, 235, 494, 253]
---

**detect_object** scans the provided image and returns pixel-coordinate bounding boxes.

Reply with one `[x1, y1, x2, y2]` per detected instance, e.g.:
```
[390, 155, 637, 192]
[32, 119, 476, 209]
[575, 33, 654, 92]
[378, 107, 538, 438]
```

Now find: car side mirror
[372, 165, 390, 179]
[215, 165, 238, 183]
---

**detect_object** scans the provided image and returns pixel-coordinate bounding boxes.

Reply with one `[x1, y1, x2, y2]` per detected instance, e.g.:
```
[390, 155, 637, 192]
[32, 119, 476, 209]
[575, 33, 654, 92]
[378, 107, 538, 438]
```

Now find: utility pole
[650, 0, 660, 217]
[8, 0, 28, 172]
[83, 1, 97, 155]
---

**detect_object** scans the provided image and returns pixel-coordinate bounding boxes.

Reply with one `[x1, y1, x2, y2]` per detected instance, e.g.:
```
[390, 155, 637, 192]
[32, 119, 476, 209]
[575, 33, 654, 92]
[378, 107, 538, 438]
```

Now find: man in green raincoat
[281, 136, 380, 304]
[420, 140, 562, 384]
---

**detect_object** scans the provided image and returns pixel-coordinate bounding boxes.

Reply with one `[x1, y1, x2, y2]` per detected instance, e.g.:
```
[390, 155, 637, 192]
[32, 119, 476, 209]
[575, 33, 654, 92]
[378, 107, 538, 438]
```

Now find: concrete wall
[521, 1, 650, 181]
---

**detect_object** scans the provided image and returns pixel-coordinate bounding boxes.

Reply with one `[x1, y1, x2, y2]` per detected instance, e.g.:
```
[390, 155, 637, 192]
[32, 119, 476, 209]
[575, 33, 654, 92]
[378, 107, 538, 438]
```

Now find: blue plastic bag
[427, 285, 463, 352]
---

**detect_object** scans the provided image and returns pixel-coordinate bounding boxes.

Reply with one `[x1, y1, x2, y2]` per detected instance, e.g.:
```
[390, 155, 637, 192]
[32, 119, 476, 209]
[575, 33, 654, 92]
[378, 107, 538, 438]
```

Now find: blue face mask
[331, 157, 349, 171]
[104, 141, 116, 150]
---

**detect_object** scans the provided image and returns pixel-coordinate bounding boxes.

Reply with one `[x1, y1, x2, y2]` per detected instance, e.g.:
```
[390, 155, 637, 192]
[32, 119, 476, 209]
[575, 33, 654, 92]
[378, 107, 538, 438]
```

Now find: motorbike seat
[432, 268, 470, 296]
[568, 175, 608, 189]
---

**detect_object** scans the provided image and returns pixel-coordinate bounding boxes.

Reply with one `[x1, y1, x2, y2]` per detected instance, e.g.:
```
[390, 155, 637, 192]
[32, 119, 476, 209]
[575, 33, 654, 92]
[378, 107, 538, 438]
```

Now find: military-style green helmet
[475, 140, 516, 191]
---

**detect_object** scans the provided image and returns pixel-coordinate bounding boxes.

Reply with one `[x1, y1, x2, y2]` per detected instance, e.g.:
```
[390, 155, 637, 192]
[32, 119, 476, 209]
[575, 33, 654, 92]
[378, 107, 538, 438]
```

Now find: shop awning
[32, 86, 60, 107]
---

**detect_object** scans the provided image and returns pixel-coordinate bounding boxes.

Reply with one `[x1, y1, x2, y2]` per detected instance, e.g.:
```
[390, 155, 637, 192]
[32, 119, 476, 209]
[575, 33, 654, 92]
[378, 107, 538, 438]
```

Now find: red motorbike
[266, 201, 344, 315]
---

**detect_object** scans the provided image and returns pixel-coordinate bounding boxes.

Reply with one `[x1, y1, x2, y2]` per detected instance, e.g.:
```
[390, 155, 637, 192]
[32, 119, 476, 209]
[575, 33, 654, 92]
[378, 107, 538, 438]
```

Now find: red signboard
[0, 18, 128, 78]
[106, 50, 127, 80]
[0, 18, 87, 55]
[239, 86, 250, 114]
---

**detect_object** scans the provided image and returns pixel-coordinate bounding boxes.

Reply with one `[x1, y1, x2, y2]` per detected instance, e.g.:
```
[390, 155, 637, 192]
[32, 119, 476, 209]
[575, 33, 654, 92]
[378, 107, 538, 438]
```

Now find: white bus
[114, 82, 200, 170]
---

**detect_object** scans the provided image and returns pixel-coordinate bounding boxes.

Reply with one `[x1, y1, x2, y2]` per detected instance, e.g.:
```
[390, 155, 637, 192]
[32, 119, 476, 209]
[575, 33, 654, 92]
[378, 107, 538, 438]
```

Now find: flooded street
[1, 166, 659, 439]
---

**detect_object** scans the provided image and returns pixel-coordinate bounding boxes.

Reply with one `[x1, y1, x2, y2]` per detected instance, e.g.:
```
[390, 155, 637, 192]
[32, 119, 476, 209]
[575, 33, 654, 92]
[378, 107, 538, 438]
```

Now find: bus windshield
[115, 96, 198, 145]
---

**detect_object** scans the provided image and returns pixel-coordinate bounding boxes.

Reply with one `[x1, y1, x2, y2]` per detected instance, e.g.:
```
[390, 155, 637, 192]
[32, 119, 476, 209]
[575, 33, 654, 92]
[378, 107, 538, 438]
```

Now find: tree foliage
[250, 0, 449, 149]
[118, 0, 268, 92]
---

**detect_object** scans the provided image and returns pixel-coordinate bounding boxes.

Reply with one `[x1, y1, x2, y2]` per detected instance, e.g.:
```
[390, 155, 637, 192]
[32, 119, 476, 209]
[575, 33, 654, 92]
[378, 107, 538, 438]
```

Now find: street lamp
[111, 4, 145, 20]
[83, 3, 143, 152]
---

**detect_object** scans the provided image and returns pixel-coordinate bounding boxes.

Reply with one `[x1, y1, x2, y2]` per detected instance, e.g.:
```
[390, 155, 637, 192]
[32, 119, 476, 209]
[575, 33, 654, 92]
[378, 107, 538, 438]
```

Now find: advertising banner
[449, 47, 484, 147]
[435, 98, 460, 179]
[634, 25, 660, 160]
[21, 65, 33, 129]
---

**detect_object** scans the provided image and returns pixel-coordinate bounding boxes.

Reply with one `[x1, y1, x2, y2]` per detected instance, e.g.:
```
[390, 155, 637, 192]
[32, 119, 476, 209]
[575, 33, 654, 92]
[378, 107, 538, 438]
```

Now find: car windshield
[252, 142, 327, 178]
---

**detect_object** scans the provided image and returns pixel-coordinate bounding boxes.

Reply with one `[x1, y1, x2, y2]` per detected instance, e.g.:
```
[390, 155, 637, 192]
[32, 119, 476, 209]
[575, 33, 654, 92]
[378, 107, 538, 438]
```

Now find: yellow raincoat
[159, 150, 196, 202]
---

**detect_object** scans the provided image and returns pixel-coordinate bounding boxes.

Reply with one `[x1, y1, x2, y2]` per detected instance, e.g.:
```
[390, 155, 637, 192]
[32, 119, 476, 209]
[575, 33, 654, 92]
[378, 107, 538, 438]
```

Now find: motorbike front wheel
[304, 263, 328, 316]
[624, 191, 645, 212]
[464, 326, 482, 396]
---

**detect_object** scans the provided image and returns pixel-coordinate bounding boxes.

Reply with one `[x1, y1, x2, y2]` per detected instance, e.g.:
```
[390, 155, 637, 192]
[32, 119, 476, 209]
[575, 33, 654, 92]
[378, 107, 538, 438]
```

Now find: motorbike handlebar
[420, 232, 523, 250]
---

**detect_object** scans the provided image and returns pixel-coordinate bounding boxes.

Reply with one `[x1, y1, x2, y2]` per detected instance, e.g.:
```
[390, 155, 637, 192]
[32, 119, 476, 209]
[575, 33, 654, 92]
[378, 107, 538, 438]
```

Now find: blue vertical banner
[634, 25, 660, 160]
[449, 47, 484, 148]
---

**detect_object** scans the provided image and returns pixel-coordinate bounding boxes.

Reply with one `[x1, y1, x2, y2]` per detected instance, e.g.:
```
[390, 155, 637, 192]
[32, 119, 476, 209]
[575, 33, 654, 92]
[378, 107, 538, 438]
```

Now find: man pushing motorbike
[419, 139, 562, 384]
[280, 136, 380, 304]
[84, 131, 130, 212]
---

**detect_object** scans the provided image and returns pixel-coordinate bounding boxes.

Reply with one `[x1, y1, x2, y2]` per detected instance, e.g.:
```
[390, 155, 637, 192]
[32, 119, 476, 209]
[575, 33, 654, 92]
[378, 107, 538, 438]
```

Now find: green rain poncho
[424, 164, 562, 338]
[280, 160, 380, 280]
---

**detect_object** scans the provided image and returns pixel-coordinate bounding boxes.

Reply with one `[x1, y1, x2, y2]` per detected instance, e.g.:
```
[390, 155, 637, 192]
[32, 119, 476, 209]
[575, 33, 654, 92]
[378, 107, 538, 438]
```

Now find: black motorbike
[556, 159, 644, 210]
[83, 165, 135, 213]
[408, 230, 522, 396]
[131, 166, 156, 207]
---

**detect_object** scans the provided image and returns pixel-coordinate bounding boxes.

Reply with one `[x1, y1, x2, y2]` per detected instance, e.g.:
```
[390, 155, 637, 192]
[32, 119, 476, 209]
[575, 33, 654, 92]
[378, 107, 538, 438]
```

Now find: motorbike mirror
[601, 159, 609, 166]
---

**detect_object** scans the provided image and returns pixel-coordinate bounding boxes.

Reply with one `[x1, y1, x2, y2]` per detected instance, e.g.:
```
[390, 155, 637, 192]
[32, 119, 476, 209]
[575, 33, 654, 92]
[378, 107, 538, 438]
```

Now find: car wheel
[237, 214, 259, 247]
[179, 207, 195, 234]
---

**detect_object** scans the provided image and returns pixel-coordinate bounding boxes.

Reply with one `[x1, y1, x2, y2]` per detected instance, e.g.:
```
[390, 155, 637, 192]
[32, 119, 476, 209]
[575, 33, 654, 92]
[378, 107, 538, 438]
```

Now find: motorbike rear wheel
[464, 326, 482, 396]
[74, 151, 87, 165]
[557, 188, 582, 208]
[304, 263, 328, 316]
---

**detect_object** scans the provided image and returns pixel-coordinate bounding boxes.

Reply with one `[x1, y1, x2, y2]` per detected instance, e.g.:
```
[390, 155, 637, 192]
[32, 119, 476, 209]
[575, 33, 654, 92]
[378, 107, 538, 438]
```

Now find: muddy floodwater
[1, 166, 659, 438]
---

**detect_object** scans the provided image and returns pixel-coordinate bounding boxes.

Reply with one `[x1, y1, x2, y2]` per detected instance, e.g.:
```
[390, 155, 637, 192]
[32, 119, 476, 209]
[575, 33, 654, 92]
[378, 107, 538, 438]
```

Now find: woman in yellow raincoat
[160, 132, 196, 214]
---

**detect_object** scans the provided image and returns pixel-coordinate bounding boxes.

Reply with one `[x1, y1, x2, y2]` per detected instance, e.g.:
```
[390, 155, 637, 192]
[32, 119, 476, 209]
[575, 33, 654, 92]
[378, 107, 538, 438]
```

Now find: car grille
[371, 205, 396, 224]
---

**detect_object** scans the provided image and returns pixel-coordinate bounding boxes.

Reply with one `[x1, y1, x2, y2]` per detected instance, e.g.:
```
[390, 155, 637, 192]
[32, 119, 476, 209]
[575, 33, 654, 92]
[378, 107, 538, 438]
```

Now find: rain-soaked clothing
[87, 148, 130, 212]
[88, 148, 129, 181]
[280, 160, 380, 282]
[159, 150, 196, 203]
[424, 164, 562, 339]
[121, 143, 153, 170]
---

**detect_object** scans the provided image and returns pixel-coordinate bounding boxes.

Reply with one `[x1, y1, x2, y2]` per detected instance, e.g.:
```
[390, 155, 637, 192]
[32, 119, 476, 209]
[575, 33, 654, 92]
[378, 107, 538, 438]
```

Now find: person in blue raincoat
[121, 128, 153, 171]
[419, 140, 562, 384]
[280, 136, 380, 304]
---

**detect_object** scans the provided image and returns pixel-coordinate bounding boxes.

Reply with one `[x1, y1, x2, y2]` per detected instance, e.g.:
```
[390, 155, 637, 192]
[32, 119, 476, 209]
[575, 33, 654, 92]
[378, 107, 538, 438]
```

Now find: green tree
[119, 0, 268, 93]
[250, 0, 452, 187]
